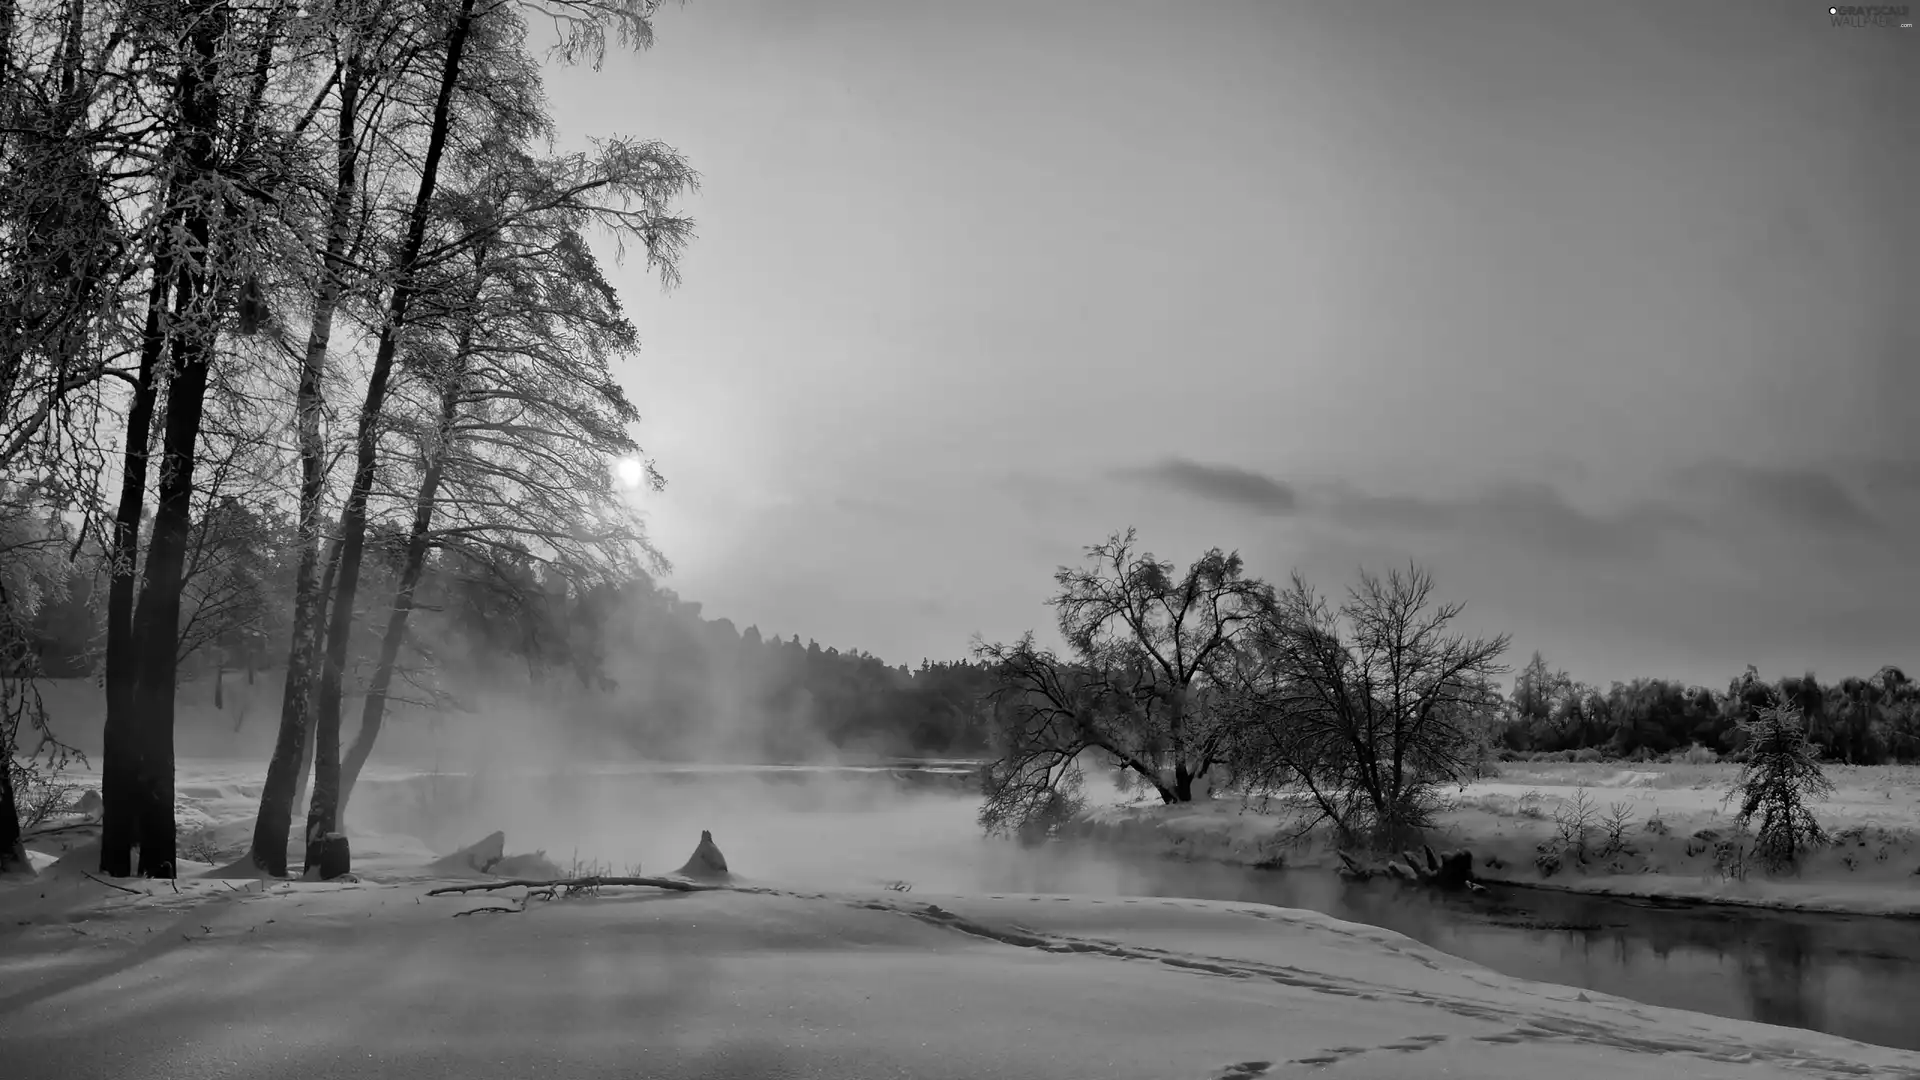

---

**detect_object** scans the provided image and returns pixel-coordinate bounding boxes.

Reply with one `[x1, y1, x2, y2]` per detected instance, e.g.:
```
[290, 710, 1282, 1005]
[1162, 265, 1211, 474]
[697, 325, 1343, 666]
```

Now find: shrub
[1572, 747, 1603, 764]
[1712, 829, 1752, 881]
[1553, 786, 1597, 856]
[13, 768, 77, 828]
[1600, 801, 1635, 856]
[1683, 743, 1719, 765]
[181, 827, 226, 865]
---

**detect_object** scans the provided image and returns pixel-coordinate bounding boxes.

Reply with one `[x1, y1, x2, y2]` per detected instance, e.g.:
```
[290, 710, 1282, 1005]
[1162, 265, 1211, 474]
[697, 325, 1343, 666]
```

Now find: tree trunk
[98, 227, 171, 878]
[0, 761, 26, 875]
[250, 49, 362, 877]
[96, 49, 172, 874]
[125, 0, 229, 879]
[306, 0, 478, 876]
[340, 366, 460, 822]
[290, 535, 340, 834]
[289, 705, 315, 814]
[1166, 687, 1194, 803]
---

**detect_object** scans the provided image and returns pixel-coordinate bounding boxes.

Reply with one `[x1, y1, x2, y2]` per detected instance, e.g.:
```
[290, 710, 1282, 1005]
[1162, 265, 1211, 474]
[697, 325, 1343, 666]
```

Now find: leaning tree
[327, 130, 692, 824]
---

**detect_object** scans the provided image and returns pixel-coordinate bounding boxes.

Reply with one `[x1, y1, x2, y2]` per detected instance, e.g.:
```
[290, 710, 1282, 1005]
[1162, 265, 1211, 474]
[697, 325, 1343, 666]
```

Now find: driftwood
[81, 870, 145, 896]
[1338, 845, 1487, 894]
[24, 820, 100, 840]
[426, 874, 773, 918]
[425, 874, 746, 897]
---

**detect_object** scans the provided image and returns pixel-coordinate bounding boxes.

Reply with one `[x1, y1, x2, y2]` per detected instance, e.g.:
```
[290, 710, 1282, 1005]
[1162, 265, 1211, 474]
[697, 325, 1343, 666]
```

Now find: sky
[536, 0, 1917, 690]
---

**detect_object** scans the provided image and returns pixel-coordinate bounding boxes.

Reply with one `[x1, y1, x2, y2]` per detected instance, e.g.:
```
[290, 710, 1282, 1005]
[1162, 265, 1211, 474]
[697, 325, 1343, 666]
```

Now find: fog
[347, 761, 1171, 894]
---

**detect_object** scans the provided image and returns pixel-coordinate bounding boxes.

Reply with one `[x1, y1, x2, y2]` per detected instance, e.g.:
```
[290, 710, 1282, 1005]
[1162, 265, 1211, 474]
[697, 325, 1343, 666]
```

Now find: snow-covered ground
[7, 845, 1920, 1079]
[8, 759, 1920, 1076]
[1069, 762, 1920, 917]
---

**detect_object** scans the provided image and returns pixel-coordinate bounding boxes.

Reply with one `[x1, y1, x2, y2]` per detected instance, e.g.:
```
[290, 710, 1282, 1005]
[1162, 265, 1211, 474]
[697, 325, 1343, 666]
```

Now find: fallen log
[425, 874, 756, 897]
[1336, 846, 1488, 894]
[428, 831, 754, 905]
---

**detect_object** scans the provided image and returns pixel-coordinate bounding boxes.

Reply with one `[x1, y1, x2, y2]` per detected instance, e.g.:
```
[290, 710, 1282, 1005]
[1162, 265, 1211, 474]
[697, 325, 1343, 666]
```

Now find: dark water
[359, 761, 1920, 1051]
[1008, 848, 1920, 1051]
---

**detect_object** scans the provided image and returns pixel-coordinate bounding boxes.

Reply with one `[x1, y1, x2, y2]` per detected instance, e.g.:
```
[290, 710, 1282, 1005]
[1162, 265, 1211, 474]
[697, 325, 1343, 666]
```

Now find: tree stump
[306, 833, 351, 880]
[673, 830, 730, 881]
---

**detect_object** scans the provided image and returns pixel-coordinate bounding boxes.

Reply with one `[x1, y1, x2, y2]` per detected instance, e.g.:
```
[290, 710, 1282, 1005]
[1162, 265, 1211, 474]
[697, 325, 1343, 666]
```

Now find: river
[352, 759, 1920, 1051]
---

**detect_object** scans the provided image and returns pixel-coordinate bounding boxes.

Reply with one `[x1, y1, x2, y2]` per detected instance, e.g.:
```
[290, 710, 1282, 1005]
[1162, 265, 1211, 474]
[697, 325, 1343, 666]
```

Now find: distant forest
[16, 506, 996, 762]
[1494, 653, 1919, 766]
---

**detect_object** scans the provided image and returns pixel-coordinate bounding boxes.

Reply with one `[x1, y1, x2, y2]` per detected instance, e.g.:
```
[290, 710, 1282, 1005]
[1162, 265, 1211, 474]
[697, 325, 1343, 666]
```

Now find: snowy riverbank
[1064, 762, 1920, 918]
[8, 839, 1920, 1078]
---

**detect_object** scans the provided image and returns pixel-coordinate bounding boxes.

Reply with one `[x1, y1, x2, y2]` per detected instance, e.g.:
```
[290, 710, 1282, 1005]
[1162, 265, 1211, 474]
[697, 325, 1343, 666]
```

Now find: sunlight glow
[614, 456, 647, 490]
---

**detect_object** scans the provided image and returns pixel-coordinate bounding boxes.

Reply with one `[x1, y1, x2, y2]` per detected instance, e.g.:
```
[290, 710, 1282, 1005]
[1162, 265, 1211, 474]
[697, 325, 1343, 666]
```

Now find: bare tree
[302, 0, 682, 875]
[974, 529, 1274, 836]
[333, 137, 689, 819]
[87, 0, 325, 877]
[973, 634, 1146, 837]
[97, 0, 247, 879]
[249, 0, 427, 878]
[1231, 565, 1508, 849]
[0, 0, 177, 879]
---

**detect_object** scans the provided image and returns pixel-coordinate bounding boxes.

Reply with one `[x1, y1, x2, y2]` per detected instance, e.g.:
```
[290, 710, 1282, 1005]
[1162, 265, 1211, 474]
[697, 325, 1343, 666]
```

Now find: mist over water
[341, 760, 1920, 1051]
[352, 763, 1153, 894]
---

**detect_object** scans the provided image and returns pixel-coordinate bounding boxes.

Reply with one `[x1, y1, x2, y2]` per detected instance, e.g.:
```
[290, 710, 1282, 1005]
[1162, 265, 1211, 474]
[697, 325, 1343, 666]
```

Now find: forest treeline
[1494, 653, 1919, 766]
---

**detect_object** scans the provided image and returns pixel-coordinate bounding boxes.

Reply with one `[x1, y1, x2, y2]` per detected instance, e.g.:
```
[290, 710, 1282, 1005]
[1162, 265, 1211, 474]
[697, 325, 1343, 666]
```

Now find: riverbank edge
[1476, 872, 1920, 919]
[1060, 801, 1920, 921]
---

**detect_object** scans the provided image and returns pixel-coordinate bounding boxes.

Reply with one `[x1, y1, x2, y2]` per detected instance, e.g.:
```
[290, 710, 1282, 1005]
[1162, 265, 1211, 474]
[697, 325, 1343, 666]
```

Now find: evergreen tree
[1728, 696, 1834, 872]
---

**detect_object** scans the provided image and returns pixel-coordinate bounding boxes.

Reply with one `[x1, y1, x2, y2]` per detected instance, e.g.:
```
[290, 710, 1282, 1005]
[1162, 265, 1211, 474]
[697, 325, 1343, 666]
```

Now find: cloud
[1315, 480, 1695, 561]
[1106, 463, 1698, 562]
[1114, 458, 1299, 515]
[1674, 461, 1882, 533]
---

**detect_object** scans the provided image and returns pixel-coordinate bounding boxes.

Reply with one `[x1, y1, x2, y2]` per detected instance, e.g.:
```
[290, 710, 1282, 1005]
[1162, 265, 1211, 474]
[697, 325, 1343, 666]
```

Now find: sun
[613, 456, 647, 490]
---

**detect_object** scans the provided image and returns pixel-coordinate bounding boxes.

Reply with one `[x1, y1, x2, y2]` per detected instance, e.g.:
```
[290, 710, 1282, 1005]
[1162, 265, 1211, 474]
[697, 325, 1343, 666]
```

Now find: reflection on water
[357, 763, 1920, 1051]
[1012, 850, 1920, 1049]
